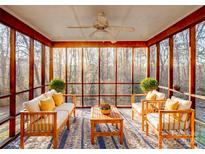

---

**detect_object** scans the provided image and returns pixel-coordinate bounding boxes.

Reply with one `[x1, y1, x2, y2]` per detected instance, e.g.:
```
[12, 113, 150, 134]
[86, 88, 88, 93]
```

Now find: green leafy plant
[140, 77, 159, 93]
[49, 78, 65, 93]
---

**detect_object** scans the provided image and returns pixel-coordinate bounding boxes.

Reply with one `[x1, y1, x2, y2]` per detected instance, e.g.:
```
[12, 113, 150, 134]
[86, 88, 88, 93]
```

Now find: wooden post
[41, 44, 45, 93]
[156, 43, 160, 82]
[168, 37, 174, 97]
[9, 28, 16, 137]
[115, 48, 118, 106]
[132, 47, 134, 94]
[189, 26, 196, 109]
[29, 38, 34, 100]
[49, 47, 53, 81]
[82, 48, 84, 107]
[65, 48, 68, 102]
[146, 47, 150, 78]
[98, 47, 101, 105]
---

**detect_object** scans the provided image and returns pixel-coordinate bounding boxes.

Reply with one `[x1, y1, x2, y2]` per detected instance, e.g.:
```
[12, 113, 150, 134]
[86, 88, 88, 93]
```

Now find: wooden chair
[131, 91, 166, 131]
[145, 100, 195, 149]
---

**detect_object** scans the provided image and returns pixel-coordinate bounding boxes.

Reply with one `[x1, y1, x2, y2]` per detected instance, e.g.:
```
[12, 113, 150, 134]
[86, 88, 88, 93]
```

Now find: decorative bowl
[101, 109, 111, 115]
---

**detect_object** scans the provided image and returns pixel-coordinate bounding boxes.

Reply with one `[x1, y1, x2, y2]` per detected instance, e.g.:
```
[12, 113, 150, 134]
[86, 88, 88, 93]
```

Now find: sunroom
[0, 5, 205, 149]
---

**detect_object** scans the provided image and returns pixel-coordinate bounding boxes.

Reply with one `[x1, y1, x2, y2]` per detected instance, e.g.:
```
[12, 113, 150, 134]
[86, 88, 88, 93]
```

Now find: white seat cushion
[132, 103, 142, 114]
[147, 113, 190, 130]
[29, 111, 68, 131]
[23, 94, 46, 112]
[54, 102, 74, 113]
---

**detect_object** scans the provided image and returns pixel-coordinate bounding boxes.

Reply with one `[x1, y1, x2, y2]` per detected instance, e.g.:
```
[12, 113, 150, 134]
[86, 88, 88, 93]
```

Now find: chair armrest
[131, 93, 146, 104]
[132, 94, 147, 97]
[20, 111, 57, 114]
[158, 109, 194, 114]
[62, 94, 77, 107]
[141, 99, 166, 104]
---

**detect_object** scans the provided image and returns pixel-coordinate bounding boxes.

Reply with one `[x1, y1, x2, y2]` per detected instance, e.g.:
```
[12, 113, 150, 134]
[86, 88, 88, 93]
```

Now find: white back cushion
[171, 96, 192, 110]
[45, 89, 57, 98]
[171, 96, 192, 121]
[23, 94, 46, 112]
[152, 90, 166, 100]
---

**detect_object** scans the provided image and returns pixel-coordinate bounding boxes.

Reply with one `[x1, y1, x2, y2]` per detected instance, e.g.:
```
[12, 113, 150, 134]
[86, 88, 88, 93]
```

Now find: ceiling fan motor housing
[93, 12, 109, 30]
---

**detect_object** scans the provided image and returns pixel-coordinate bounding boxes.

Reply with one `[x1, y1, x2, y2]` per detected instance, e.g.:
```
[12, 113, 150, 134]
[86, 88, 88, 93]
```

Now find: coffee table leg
[116, 123, 119, 129]
[91, 121, 95, 144]
[119, 121, 123, 144]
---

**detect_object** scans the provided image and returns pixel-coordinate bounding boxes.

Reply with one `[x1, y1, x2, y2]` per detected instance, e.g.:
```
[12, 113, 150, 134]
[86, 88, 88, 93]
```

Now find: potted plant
[100, 101, 111, 115]
[140, 77, 159, 93]
[49, 78, 66, 93]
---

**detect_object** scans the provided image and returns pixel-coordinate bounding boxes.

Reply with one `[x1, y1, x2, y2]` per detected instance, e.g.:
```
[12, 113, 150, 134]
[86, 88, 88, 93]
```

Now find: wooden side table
[90, 105, 124, 144]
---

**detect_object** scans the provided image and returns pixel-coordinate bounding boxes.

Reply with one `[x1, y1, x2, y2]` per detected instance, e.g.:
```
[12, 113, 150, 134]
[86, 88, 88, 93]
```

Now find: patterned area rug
[4, 109, 193, 149]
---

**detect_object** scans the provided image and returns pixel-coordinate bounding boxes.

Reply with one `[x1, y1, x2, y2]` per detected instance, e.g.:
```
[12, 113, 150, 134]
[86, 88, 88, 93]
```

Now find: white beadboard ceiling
[1, 5, 202, 41]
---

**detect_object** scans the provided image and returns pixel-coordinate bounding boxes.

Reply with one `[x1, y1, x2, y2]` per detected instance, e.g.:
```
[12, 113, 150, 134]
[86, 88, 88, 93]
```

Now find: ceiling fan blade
[89, 29, 99, 38]
[104, 30, 117, 43]
[66, 26, 93, 29]
[107, 26, 135, 32]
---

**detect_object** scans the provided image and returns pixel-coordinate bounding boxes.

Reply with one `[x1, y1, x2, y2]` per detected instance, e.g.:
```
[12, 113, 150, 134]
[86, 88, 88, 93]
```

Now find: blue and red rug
[4, 109, 193, 149]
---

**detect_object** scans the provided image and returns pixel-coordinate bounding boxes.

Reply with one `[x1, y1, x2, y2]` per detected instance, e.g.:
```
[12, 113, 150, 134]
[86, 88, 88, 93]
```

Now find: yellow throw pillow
[39, 97, 55, 111]
[52, 93, 64, 106]
[165, 99, 179, 110]
[165, 99, 179, 119]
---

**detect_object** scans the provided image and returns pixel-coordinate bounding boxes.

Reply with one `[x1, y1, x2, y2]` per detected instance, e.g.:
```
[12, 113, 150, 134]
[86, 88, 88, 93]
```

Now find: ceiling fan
[66, 12, 135, 43]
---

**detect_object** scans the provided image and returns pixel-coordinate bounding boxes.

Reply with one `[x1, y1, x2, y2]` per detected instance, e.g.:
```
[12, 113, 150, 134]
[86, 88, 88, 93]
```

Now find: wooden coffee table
[90, 105, 124, 144]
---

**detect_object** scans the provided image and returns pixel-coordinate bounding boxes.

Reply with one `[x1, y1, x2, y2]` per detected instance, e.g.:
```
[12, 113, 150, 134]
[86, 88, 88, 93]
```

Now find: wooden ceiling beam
[52, 41, 147, 48]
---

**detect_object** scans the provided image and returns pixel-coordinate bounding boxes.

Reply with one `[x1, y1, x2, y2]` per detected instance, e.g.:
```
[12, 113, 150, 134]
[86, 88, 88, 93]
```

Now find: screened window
[173, 29, 189, 92]
[16, 32, 29, 92]
[134, 48, 146, 82]
[100, 48, 115, 83]
[83, 48, 99, 83]
[195, 21, 205, 145]
[159, 39, 169, 87]
[16, 92, 29, 114]
[117, 48, 132, 82]
[67, 48, 82, 83]
[53, 48, 66, 80]
[150, 45, 156, 79]
[34, 40, 41, 87]
[0, 23, 10, 125]
[0, 23, 10, 96]
[53, 47, 147, 107]
[196, 21, 205, 96]
[45, 46, 50, 84]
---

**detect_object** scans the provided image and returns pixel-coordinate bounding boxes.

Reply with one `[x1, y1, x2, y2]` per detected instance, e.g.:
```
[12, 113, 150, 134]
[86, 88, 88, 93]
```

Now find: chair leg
[73, 108, 76, 117]
[67, 116, 70, 130]
[142, 115, 145, 131]
[20, 133, 24, 149]
[158, 136, 163, 149]
[190, 136, 195, 149]
[146, 122, 149, 136]
[131, 109, 134, 120]
[53, 132, 58, 149]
